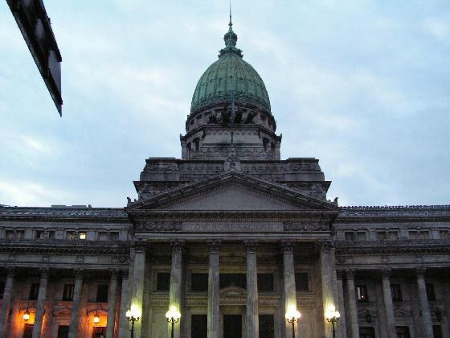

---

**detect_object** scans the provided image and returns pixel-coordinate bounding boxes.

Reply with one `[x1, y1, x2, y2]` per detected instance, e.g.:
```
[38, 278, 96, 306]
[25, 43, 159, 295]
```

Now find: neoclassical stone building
[0, 20, 449, 338]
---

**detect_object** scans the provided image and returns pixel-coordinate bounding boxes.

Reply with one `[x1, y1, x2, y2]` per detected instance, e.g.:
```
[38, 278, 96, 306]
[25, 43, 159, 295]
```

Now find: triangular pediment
[128, 172, 337, 212]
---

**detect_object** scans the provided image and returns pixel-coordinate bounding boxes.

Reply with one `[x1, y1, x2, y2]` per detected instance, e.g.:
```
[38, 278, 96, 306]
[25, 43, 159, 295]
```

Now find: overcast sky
[0, 0, 449, 208]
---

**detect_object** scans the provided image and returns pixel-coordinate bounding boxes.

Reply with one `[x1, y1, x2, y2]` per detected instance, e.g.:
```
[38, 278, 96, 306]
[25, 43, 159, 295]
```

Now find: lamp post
[285, 308, 301, 338]
[325, 306, 341, 338]
[166, 307, 181, 338]
[126, 306, 141, 338]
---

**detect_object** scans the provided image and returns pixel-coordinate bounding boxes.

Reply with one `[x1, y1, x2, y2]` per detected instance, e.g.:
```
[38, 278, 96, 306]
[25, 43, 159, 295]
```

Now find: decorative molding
[281, 240, 295, 253]
[135, 221, 182, 232]
[283, 221, 329, 232]
[244, 240, 258, 253]
[207, 239, 221, 253]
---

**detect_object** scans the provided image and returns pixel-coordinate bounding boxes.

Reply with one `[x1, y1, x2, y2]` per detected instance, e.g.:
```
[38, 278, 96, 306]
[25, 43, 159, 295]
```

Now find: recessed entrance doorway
[223, 314, 242, 338]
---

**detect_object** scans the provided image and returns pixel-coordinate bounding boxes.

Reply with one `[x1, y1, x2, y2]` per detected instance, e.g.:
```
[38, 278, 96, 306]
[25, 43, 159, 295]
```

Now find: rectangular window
[356, 285, 369, 302]
[97, 232, 109, 241]
[377, 231, 387, 240]
[356, 232, 367, 240]
[62, 284, 74, 301]
[109, 232, 119, 240]
[48, 231, 55, 239]
[391, 284, 402, 301]
[191, 273, 208, 292]
[16, 230, 24, 239]
[29, 283, 40, 300]
[57, 325, 69, 338]
[295, 273, 309, 292]
[5, 230, 14, 239]
[23, 324, 34, 338]
[359, 327, 375, 338]
[257, 274, 274, 292]
[439, 230, 448, 239]
[156, 272, 170, 291]
[345, 232, 355, 240]
[67, 231, 86, 240]
[34, 230, 45, 239]
[395, 326, 410, 338]
[389, 231, 399, 240]
[96, 284, 108, 302]
[409, 231, 418, 239]
[191, 315, 207, 338]
[219, 274, 246, 289]
[426, 283, 436, 301]
[0, 282, 5, 299]
[259, 315, 275, 338]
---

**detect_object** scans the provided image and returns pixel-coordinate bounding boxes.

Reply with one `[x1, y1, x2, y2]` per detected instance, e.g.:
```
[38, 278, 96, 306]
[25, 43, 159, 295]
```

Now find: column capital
[207, 239, 221, 253]
[336, 269, 345, 280]
[415, 267, 426, 277]
[110, 269, 118, 280]
[6, 266, 16, 277]
[170, 239, 185, 253]
[244, 240, 258, 253]
[133, 240, 150, 253]
[381, 268, 391, 278]
[281, 240, 295, 253]
[39, 267, 50, 278]
[121, 269, 130, 279]
[319, 238, 334, 252]
[73, 268, 84, 279]
[346, 269, 355, 280]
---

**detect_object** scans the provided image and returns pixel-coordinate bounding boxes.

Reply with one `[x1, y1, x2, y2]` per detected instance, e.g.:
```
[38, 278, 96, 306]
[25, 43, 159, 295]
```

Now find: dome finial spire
[229, 0, 233, 28]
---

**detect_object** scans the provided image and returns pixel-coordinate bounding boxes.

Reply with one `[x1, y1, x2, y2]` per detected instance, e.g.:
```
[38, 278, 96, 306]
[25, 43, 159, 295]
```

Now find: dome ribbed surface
[190, 27, 271, 114]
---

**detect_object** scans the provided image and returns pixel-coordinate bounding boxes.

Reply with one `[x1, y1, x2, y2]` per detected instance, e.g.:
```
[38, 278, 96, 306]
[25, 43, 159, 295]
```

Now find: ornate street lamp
[285, 307, 301, 338]
[125, 306, 141, 338]
[325, 306, 341, 338]
[93, 311, 100, 325]
[166, 306, 181, 338]
[22, 308, 30, 322]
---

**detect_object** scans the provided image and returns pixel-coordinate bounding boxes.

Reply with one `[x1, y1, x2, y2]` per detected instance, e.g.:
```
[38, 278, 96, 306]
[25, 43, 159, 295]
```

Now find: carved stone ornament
[137, 221, 182, 232]
[320, 238, 334, 252]
[281, 240, 295, 253]
[169, 239, 185, 253]
[283, 222, 329, 232]
[207, 239, 221, 253]
[244, 240, 258, 253]
[76, 255, 84, 263]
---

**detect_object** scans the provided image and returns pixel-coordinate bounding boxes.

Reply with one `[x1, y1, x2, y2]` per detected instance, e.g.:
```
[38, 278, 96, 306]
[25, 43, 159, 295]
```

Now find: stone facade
[1, 20, 449, 338]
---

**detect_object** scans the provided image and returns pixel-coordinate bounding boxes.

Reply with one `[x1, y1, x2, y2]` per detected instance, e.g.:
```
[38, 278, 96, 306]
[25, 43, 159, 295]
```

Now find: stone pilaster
[130, 242, 147, 338]
[68, 270, 84, 338]
[345, 270, 359, 338]
[169, 239, 184, 338]
[282, 241, 297, 338]
[118, 270, 131, 338]
[32, 269, 49, 338]
[321, 239, 336, 338]
[0, 267, 15, 337]
[207, 240, 221, 338]
[416, 268, 434, 338]
[106, 270, 118, 338]
[381, 269, 396, 338]
[336, 270, 347, 338]
[245, 240, 259, 338]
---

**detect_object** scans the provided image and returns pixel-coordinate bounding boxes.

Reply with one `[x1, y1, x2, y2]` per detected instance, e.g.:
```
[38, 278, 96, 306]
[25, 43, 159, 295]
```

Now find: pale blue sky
[0, 0, 449, 207]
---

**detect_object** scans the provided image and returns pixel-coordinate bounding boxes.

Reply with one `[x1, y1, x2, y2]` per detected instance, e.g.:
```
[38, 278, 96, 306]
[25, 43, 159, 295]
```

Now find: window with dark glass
[191, 273, 208, 292]
[426, 283, 436, 301]
[57, 325, 69, 338]
[23, 324, 33, 338]
[191, 315, 207, 338]
[345, 232, 355, 240]
[356, 232, 367, 240]
[29, 283, 40, 300]
[62, 284, 74, 301]
[96, 284, 108, 302]
[5, 230, 14, 239]
[34, 230, 45, 239]
[156, 272, 170, 291]
[377, 231, 387, 240]
[0, 282, 5, 299]
[259, 315, 274, 338]
[295, 273, 309, 292]
[391, 284, 402, 301]
[92, 327, 106, 338]
[257, 274, 274, 292]
[359, 327, 375, 338]
[219, 274, 246, 289]
[433, 325, 443, 338]
[395, 326, 410, 338]
[356, 285, 368, 302]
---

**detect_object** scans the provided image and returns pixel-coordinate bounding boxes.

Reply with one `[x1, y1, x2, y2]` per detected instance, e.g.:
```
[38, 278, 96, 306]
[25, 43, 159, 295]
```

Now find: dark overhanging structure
[6, 0, 63, 116]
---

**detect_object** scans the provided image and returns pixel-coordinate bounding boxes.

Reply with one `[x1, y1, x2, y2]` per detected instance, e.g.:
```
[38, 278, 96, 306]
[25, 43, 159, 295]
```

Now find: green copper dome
[190, 23, 271, 114]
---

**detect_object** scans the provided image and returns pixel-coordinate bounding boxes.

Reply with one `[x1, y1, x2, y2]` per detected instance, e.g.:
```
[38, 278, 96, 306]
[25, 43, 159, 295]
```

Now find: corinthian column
[32, 269, 49, 338]
[130, 241, 147, 338]
[106, 270, 118, 338]
[321, 239, 336, 338]
[68, 270, 83, 338]
[207, 240, 221, 338]
[169, 240, 184, 338]
[245, 240, 259, 338]
[336, 270, 347, 338]
[345, 270, 359, 338]
[381, 269, 396, 338]
[416, 268, 434, 338]
[282, 241, 297, 338]
[118, 270, 131, 338]
[0, 267, 15, 337]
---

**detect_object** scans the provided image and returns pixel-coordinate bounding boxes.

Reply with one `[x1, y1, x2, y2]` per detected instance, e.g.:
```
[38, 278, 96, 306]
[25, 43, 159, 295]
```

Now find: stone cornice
[335, 239, 450, 255]
[0, 207, 129, 223]
[337, 205, 450, 223]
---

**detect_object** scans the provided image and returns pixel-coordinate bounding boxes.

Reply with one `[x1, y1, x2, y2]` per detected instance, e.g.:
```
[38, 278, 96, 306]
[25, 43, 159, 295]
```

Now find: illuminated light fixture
[79, 232, 86, 240]
[22, 308, 30, 322]
[325, 306, 341, 338]
[126, 305, 141, 338]
[166, 306, 181, 338]
[285, 306, 301, 338]
[93, 312, 100, 325]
